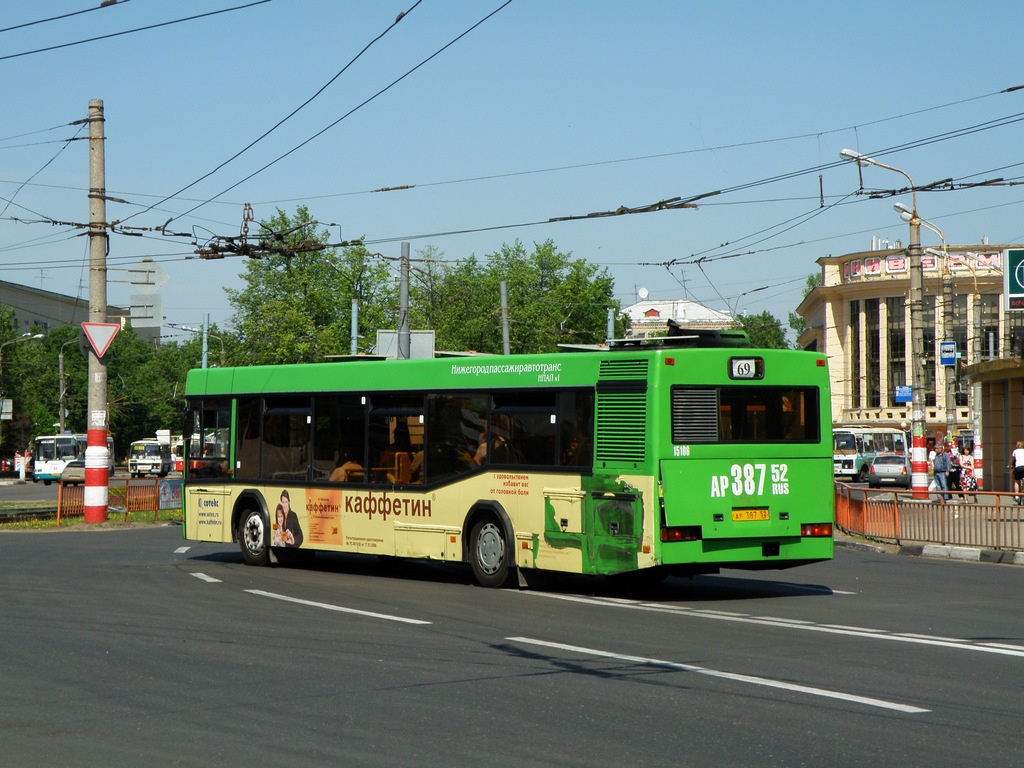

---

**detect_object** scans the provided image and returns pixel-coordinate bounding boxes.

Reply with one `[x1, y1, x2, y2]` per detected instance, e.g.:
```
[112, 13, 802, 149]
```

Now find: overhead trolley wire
[0, 1, 271, 62]
[119, 1, 424, 228]
[0, 0, 134, 34]
[154, 0, 514, 230]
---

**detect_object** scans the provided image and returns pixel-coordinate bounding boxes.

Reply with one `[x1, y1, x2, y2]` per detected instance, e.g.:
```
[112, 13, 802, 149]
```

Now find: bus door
[586, 490, 644, 573]
[542, 487, 643, 575]
[187, 486, 233, 542]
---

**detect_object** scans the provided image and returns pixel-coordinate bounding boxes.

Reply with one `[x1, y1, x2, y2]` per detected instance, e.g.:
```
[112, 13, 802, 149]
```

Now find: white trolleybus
[832, 425, 908, 482]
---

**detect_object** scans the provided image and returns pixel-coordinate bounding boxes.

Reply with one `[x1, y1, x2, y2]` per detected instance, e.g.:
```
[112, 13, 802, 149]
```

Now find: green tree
[226, 206, 395, 363]
[788, 272, 823, 339]
[416, 240, 621, 354]
[0, 310, 46, 455]
[737, 310, 789, 349]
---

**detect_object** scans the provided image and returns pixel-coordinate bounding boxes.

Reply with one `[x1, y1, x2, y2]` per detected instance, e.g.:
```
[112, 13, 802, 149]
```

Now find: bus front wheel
[238, 508, 269, 566]
[470, 518, 514, 588]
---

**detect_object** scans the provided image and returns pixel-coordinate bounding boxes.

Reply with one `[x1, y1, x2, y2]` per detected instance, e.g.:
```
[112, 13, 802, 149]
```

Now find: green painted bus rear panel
[658, 456, 834, 566]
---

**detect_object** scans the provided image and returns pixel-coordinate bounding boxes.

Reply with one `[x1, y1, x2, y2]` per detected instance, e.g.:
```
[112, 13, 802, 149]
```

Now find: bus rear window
[671, 386, 819, 443]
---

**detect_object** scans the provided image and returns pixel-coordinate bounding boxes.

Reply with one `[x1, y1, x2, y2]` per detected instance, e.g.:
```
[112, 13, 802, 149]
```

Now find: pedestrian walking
[932, 443, 951, 504]
[960, 446, 978, 502]
[948, 441, 964, 499]
[1009, 441, 1024, 504]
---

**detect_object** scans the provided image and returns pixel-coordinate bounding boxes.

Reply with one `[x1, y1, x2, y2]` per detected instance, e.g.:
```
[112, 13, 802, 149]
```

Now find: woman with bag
[959, 446, 978, 502]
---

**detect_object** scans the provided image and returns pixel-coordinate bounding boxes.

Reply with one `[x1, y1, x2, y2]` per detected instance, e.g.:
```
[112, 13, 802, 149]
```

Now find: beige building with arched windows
[796, 242, 1024, 485]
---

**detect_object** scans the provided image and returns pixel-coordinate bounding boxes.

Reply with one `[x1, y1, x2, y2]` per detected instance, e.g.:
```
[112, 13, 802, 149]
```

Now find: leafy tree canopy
[737, 310, 789, 349]
[225, 206, 395, 363]
[415, 239, 622, 354]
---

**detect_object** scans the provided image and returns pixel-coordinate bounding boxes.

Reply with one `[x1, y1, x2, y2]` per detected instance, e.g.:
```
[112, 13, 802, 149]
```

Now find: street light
[728, 285, 769, 319]
[178, 323, 225, 368]
[0, 333, 45, 457]
[58, 339, 79, 433]
[840, 149, 928, 499]
[904, 212, 958, 444]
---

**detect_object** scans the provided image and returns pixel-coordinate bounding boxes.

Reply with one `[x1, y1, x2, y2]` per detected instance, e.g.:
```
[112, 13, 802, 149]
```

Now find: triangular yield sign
[81, 322, 120, 357]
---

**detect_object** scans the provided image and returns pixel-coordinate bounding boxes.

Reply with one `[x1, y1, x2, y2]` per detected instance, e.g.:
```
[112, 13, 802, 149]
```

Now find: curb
[837, 538, 1024, 566]
[900, 543, 1024, 566]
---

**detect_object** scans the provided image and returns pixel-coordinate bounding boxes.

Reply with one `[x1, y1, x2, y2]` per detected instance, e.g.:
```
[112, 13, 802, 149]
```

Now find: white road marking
[521, 591, 1024, 658]
[174, 546, 190, 554]
[507, 636, 930, 714]
[191, 572, 221, 583]
[246, 589, 431, 625]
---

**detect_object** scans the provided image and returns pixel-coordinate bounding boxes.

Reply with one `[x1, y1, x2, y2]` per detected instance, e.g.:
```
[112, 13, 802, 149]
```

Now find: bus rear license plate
[732, 508, 770, 522]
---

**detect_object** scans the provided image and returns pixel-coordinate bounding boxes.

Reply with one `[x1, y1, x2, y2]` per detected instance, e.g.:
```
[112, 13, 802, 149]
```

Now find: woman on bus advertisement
[277, 490, 304, 547]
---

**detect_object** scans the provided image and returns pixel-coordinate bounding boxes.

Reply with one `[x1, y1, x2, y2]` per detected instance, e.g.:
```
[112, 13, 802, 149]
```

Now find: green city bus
[181, 331, 834, 587]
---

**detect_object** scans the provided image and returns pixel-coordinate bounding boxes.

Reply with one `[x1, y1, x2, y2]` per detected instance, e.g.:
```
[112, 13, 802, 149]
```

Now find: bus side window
[426, 394, 486, 483]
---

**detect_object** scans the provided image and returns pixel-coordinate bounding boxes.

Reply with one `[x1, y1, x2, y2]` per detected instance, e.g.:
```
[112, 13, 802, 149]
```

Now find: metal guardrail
[835, 482, 1024, 550]
[56, 477, 175, 524]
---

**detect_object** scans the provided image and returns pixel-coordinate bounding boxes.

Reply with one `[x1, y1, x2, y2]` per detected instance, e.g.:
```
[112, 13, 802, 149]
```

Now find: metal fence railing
[56, 477, 181, 524]
[835, 482, 1024, 550]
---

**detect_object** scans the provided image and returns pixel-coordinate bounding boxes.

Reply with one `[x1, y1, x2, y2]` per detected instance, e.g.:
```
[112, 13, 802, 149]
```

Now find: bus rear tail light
[801, 522, 833, 537]
[660, 526, 702, 542]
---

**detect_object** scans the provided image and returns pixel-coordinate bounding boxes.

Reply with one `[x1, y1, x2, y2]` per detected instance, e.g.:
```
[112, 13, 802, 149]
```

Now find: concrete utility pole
[907, 214, 928, 499]
[840, 149, 928, 499]
[85, 99, 110, 523]
[500, 281, 510, 355]
[398, 242, 410, 360]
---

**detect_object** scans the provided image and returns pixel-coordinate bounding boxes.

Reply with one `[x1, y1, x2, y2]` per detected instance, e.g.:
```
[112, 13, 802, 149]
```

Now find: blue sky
[3, 0, 1024, 345]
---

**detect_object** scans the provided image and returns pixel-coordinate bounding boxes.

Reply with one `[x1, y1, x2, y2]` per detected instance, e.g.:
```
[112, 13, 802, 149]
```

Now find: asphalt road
[1, 525, 1021, 767]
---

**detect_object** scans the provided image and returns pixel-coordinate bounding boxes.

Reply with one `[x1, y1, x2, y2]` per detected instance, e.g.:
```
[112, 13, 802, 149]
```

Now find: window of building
[952, 294, 969, 407]
[849, 299, 861, 410]
[922, 295, 937, 407]
[865, 298, 880, 408]
[980, 294, 1000, 359]
[886, 296, 906, 407]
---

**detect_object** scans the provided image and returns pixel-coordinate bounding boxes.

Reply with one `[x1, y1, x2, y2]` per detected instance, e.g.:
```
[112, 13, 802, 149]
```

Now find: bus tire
[469, 518, 514, 588]
[857, 465, 869, 483]
[238, 508, 269, 566]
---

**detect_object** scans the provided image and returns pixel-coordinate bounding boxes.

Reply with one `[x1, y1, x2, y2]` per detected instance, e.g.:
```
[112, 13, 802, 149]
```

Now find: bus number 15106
[710, 463, 789, 498]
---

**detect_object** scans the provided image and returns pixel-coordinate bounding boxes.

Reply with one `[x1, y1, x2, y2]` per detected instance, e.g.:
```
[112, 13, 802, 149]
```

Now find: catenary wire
[118, 1, 423, 227]
[0, 1, 271, 62]
[160, 0, 514, 228]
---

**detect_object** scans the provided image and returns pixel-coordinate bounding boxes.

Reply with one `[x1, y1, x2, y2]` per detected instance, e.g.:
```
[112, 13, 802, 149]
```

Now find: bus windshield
[834, 432, 856, 452]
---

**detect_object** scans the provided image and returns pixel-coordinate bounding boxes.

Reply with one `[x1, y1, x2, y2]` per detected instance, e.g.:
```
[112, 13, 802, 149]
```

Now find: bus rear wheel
[238, 508, 269, 566]
[470, 519, 514, 588]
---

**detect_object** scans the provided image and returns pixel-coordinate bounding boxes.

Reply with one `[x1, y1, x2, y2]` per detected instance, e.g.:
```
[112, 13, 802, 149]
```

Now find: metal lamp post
[58, 339, 79, 434]
[840, 149, 928, 498]
[901, 207, 954, 444]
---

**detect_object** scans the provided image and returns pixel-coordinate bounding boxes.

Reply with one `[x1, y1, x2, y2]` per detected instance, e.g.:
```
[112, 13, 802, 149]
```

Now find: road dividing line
[507, 636, 930, 714]
[191, 572, 221, 583]
[246, 589, 431, 625]
[521, 591, 1024, 658]
[175, 546, 190, 554]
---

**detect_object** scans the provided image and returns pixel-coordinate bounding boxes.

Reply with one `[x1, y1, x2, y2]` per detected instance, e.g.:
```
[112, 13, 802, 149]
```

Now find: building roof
[622, 298, 733, 328]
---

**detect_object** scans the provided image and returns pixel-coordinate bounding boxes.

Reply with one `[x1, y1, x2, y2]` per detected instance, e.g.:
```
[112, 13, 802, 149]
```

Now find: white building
[622, 298, 733, 338]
